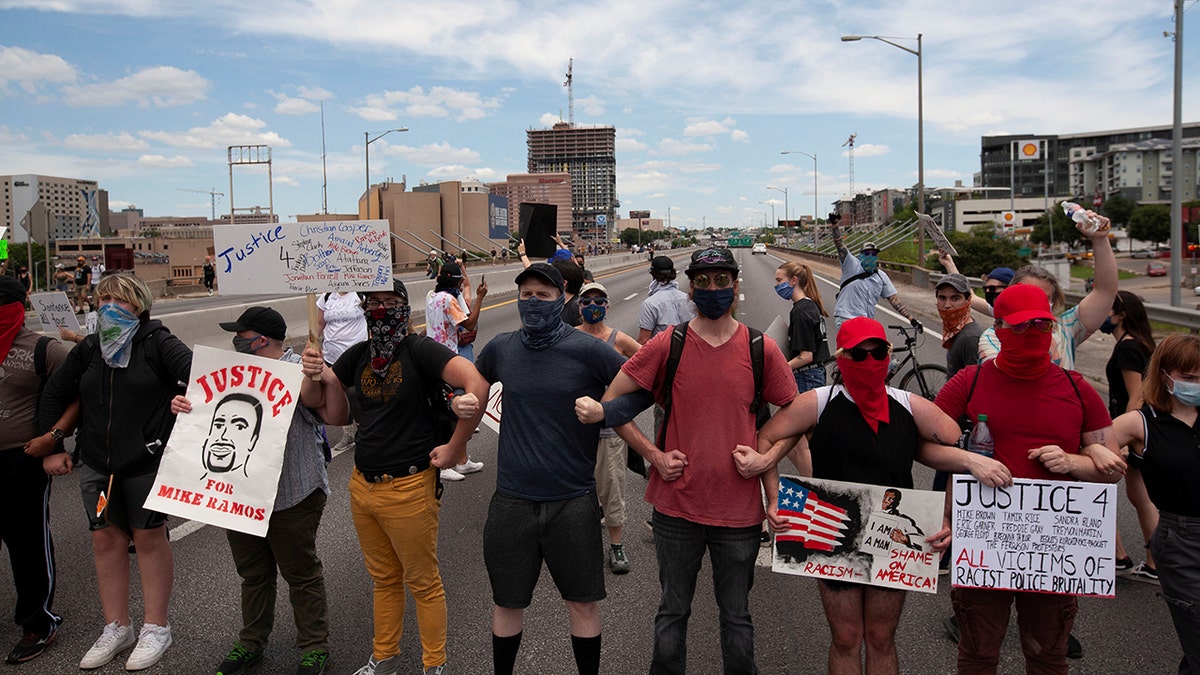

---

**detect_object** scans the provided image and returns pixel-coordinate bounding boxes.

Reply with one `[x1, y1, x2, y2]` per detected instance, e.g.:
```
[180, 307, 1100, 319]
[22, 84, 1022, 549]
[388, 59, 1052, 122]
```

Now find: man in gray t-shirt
[637, 256, 695, 344]
[829, 219, 921, 336]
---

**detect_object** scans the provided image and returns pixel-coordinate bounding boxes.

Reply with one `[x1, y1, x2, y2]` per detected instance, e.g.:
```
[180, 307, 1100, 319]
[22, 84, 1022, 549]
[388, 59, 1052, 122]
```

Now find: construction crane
[842, 133, 858, 196]
[563, 57, 574, 126]
[177, 187, 225, 220]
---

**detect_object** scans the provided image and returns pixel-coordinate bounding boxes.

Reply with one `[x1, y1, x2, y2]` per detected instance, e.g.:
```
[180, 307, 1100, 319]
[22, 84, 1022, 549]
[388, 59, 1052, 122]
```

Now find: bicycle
[824, 322, 948, 401]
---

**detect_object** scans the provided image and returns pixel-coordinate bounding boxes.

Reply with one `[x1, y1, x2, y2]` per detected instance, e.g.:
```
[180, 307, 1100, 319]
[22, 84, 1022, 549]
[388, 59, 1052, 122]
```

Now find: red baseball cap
[994, 284, 1054, 325]
[837, 317, 890, 350]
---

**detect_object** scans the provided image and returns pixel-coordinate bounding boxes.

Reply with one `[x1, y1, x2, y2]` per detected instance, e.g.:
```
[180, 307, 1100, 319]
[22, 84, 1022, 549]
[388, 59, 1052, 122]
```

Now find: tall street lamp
[781, 150, 819, 250]
[842, 33, 924, 265]
[766, 185, 789, 246]
[364, 128, 409, 219]
[758, 200, 776, 231]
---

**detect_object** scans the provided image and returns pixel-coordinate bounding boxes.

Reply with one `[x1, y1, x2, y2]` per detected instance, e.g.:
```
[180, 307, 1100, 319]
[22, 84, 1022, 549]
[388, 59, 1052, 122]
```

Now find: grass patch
[1070, 265, 1136, 281]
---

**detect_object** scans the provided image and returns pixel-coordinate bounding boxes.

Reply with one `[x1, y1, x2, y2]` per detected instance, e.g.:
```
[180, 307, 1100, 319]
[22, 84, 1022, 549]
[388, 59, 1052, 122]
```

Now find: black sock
[492, 632, 522, 675]
[570, 634, 601, 675]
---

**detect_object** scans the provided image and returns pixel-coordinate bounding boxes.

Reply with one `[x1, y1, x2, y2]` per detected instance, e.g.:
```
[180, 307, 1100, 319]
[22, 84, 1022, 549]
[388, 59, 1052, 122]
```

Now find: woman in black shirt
[774, 261, 830, 393]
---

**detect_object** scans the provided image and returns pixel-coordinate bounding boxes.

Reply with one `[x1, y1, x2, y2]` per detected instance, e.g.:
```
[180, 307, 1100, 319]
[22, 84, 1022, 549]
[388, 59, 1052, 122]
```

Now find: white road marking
[624, 293, 639, 301]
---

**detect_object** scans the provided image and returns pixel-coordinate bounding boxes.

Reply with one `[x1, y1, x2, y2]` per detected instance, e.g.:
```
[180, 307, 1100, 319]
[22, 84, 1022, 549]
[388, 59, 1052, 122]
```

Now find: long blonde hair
[778, 261, 827, 317]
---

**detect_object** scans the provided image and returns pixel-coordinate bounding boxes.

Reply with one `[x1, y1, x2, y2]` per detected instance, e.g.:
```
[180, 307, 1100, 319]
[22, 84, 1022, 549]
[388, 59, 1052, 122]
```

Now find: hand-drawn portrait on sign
[202, 393, 263, 478]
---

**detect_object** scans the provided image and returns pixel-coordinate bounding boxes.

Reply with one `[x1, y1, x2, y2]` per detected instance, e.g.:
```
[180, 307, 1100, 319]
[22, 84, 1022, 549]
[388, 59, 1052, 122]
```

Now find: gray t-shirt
[833, 256, 897, 320]
[638, 281, 695, 337]
[945, 322, 983, 380]
[274, 349, 329, 511]
[476, 329, 626, 501]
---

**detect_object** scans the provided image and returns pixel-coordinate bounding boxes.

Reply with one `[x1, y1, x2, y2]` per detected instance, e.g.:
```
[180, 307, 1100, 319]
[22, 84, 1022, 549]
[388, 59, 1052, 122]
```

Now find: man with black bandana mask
[307, 280, 487, 675]
[829, 216, 921, 334]
[470, 262, 626, 675]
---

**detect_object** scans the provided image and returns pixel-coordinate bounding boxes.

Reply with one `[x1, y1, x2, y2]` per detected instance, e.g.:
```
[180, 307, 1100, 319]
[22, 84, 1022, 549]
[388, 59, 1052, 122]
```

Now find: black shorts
[483, 491, 604, 608]
[79, 463, 168, 534]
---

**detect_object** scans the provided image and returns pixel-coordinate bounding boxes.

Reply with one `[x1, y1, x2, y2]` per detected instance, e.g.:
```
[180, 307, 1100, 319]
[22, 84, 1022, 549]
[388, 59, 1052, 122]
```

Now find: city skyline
[1, 0, 1196, 231]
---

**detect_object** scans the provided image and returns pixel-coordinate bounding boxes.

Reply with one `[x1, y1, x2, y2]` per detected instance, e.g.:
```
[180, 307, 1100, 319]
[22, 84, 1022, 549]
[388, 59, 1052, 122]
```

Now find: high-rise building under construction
[526, 122, 617, 242]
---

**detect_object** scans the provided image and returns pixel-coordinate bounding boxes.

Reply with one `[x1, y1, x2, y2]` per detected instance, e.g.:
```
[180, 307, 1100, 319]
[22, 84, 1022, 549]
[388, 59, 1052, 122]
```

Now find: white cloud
[61, 66, 209, 107]
[139, 113, 291, 149]
[577, 95, 605, 116]
[350, 86, 502, 123]
[0, 125, 31, 145]
[64, 132, 150, 152]
[0, 46, 76, 94]
[730, 129, 749, 143]
[538, 112, 564, 126]
[271, 92, 320, 115]
[137, 154, 193, 167]
[385, 142, 481, 167]
[683, 118, 737, 137]
[616, 137, 648, 152]
[657, 138, 714, 155]
[846, 144, 890, 158]
[293, 85, 333, 100]
[275, 175, 300, 187]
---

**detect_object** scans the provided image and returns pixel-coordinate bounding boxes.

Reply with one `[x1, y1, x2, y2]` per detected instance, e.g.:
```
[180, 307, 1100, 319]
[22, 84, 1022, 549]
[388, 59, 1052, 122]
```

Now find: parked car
[1131, 248, 1158, 259]
[1147, 262, 1167, 277]
[1194, 285, 1200, 296]
[752, 243, 768, 255]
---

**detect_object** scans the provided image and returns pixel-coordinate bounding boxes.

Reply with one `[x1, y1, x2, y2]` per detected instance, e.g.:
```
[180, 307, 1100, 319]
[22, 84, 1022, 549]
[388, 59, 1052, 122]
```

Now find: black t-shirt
[203, 263, 215, 279]
[946, 322, 983, 379]
[562, 296, 583, 327]
[787, 298, 829, 365]
[1137, 404, 1200, 517]
[73, 266, 89, 286]
[1105, 338, 1150, 417]
[809, 387, 918, 489]
[332, 336, 456, 473]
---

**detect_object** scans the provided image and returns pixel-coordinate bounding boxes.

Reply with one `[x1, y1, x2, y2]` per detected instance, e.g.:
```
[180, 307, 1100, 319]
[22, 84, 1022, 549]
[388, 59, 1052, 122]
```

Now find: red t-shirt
[934, 361, 1112, 481]
[622, 322, 797, 527]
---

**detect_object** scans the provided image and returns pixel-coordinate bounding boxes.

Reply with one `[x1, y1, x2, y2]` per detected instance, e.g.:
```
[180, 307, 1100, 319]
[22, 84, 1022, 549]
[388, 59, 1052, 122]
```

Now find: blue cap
[987, 267, 1015, 285]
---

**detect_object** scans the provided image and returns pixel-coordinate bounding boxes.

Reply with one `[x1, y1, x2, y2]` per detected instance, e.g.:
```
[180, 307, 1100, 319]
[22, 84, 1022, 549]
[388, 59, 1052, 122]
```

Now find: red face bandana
[0, 302, 26, 363]
[994, 326, 1052, 379]
[838, 354, 891, 433]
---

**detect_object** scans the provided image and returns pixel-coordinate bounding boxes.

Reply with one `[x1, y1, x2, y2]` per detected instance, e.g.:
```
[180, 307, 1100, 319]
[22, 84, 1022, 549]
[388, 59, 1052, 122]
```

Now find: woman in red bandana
[734, 317, 1012, 675]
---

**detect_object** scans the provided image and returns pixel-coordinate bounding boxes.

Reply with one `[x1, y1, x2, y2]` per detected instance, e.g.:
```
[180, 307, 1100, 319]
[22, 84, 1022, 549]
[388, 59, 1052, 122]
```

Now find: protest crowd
[1, 215, 1198, 675]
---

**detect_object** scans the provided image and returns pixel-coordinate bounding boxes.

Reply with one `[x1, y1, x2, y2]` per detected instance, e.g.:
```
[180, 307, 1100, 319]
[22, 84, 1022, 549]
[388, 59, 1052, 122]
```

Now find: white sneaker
[455, 459, 484, 474]
[354, 654, 400, 675]
[440, 468, 466, 482]
[124, 623, 171, 670]
[79, 621, 135, 669]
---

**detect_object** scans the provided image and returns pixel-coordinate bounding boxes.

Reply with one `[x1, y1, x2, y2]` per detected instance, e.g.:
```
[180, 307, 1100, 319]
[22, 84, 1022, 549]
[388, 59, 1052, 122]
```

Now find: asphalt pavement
[0, 249, 1184, 673]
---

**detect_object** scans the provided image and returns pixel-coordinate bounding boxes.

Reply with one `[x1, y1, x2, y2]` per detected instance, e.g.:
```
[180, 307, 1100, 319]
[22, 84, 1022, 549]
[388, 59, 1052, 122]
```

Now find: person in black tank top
[734, 317, 1012, 675]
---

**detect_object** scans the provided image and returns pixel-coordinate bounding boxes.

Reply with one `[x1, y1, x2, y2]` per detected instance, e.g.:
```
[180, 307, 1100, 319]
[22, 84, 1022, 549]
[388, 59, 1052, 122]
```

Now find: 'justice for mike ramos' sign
[951, 475, 1117, 598]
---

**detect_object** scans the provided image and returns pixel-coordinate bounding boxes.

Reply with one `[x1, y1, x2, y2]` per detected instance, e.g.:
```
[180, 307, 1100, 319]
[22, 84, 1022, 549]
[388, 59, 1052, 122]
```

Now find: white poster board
[765, 315, 788, 356]
[918, 213, 957, 257]
[29, 291, 82, 333]
[145, 345, 304, 536]
[772, 475, 944, 593]
[212, 220, 394, 295]
[951, 475, 1117, 597]
[481, 381, 503, 434]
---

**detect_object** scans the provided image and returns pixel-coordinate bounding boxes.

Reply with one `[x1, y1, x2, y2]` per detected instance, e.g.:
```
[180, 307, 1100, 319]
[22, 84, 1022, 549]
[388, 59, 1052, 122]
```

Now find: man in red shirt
[934, 283, 1121, 673]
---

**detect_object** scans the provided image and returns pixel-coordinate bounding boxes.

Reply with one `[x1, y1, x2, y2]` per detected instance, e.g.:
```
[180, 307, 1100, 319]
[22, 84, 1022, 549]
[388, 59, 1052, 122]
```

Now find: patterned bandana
[518, 296, 572, 350]
[939, 304, 974, 349]
[365, 305, 411, 376]
[98, 303, 141, 368]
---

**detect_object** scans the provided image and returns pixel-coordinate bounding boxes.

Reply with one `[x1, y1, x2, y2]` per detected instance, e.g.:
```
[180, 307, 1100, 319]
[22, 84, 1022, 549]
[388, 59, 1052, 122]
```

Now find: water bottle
[966, 414, 994, 458]
[1061, 201, 1107, 234]
[888, 357, 902, 378]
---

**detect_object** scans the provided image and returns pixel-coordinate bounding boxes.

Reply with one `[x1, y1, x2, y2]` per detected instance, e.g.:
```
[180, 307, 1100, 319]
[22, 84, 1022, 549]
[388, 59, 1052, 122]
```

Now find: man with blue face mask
[474, 263, 627, 675]
[829, 215, 921, 334]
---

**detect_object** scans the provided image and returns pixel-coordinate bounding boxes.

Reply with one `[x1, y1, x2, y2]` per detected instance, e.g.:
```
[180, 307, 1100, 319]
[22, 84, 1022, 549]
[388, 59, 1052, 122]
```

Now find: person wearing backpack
[40, 273, 193, 671]
[828, 214, 921, 335]
[0, 276, 73, 665]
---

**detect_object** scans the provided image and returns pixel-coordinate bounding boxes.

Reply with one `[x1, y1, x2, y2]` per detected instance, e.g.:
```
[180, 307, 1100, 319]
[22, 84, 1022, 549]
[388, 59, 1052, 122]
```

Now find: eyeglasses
[363, 299, 405, 310]
[691, 272, 735, 289]
[1005, 318, 1055, 334]
[843, 345, 891, 362]
[983, 285, 1006, 295]
[578, 297, 608, 307]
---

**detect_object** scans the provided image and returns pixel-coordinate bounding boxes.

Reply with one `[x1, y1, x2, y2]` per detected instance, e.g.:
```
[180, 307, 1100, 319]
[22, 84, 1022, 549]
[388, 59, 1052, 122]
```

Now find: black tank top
[1136, 404, 1200, 517]
[809, 387, 918, 489]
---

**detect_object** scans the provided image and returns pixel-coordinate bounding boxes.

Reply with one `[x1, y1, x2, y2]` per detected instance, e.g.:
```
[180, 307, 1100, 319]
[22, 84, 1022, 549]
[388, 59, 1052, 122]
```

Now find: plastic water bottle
[888, 357, 902, 378]
[1061, 201, 1106, 234]
[966, 414, 994, 458]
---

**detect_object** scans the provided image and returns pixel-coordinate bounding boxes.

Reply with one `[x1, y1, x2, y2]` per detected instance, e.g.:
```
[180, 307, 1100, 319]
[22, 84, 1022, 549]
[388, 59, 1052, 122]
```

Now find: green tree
[945, 230, 1026, 278]
[1030, 207, 1083, 248]
[1099, 193, 1135, 227]
[1128, 204, 1172, 244]
[5, 242, 49, 291]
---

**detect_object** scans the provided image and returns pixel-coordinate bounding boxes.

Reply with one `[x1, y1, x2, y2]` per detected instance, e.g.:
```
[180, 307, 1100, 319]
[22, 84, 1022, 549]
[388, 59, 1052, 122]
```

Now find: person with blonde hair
[775, 261, 829, 393]
[40, 273, 192, 671]
[1112, 333, 1200, 674]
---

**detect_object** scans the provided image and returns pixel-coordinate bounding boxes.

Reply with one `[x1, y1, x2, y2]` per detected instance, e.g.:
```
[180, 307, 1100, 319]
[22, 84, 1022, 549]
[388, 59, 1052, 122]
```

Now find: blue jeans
[650, 510, 760, 675]
[793, 367, 825, 394]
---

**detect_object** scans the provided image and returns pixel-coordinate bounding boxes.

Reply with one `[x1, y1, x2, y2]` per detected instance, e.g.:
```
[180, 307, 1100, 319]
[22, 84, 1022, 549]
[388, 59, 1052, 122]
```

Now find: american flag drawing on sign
[776, 476, 851, 552]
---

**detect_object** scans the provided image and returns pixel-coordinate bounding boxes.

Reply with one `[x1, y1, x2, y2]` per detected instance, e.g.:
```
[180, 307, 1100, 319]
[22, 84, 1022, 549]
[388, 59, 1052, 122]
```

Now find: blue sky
[1, 0, 1196, 231]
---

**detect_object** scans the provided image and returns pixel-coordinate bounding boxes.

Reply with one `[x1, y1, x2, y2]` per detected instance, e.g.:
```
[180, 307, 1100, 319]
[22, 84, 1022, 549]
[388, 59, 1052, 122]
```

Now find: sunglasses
[578, 297, 608, 307]
[1006, 318, 1055, 334]
[692, 272, 735, 289]
[983, 285, 1006, 295]
[843, 345, 891, 362]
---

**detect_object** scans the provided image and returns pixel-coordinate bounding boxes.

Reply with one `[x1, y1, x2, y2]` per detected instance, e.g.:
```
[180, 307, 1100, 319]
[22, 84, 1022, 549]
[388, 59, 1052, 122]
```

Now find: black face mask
[984, 287, 1004, 307]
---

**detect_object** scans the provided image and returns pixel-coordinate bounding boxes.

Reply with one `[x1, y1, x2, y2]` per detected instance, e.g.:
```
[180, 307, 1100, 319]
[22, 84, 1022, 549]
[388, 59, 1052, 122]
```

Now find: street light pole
[759, 201, 775, 233]
[767, 185, 789, 247]
[781, 150, 819, 250]
[364, 128, 409, 219]
[842, 33, 925, 265]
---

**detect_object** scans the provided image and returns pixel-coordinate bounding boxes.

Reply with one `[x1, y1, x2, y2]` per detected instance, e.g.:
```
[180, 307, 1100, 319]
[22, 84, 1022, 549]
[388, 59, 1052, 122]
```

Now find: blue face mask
[1168, 375, 1200, 407]
[580, 304, 607, 324]
[97, 303, 140, 368]
[858, 254, 879, 274]
[774, 281, 794, 301]
[1098, 316, 1116, 335]
[692, 288, 735, 320]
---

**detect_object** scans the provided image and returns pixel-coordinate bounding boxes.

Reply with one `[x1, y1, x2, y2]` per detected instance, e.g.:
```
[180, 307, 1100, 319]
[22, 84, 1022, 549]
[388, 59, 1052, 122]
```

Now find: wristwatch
[49, 428, 65, 441]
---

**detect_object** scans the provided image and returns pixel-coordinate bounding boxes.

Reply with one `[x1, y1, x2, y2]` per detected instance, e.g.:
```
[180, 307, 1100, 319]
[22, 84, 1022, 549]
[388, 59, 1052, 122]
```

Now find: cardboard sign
[951, 475, 1117, 597]
[772, 475, 944, 593]
[917, 212, 957, 257]
[145, 345, 304, 536]
[29, 291, 82, 333]
[212, 220, 394, 295]
[765, 315, 788, 357]
[481, 381, 503, 434]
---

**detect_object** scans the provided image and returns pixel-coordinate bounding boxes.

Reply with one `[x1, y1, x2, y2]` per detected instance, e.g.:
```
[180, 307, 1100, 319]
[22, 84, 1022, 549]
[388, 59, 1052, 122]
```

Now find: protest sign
[765, 315, 788, 357]
[29, 291, 82, 333]
[212, 220, 394, 295]
[481, 382, 503, 434]
[144, 345, 304, 536]
[772, 475, 943, 593]
[917, 213, 957, 257]
[951, 475, 1117, 597]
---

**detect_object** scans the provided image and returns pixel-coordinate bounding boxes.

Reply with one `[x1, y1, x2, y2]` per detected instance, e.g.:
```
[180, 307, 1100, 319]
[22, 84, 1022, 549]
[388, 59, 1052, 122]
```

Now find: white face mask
[1167, 374, 1200, 407]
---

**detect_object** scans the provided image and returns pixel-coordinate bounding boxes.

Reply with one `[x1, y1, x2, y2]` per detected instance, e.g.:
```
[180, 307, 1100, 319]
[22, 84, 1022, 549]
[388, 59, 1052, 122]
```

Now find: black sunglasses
[845, 345, 890, 362]
[578, 297, 608, 306]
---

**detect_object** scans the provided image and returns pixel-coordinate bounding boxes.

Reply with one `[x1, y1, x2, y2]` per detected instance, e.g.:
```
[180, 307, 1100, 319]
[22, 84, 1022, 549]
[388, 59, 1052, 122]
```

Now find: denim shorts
[79, 463, 168, 534]
[483, 491, 605, 607]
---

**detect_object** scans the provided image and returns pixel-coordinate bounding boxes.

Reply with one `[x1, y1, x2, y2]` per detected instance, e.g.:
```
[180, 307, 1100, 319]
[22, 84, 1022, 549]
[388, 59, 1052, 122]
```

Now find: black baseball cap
[515, 262, 565, 293]
[685, 247, 739, 277]
[219, 306, 287, 341]
[650, 255, 675, 273]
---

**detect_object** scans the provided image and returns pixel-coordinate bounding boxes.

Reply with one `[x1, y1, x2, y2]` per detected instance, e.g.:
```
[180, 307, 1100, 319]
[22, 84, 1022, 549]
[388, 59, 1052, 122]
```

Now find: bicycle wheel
[899, 364, 948, 401]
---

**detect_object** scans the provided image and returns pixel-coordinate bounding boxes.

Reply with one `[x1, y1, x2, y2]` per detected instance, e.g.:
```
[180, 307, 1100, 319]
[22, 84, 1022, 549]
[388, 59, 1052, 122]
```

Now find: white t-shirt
[317, 292, 368, 364]
[425, 290, 468, 352]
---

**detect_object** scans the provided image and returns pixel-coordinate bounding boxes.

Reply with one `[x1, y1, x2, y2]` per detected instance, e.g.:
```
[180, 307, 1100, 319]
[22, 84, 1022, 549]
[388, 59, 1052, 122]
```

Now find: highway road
[1, 249, 1184, 674]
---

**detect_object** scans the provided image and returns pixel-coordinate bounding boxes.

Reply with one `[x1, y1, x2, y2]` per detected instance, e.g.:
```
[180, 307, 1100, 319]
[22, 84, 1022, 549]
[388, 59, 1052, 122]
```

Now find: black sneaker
[609, 545, 630, 575]
[1067, 633, 1082, 659]
[5, 624, 58, 664]
[216, 643, 262, 674]
[1114, 556, 1134, 574]
[296, 649, 329, 675]
[1129, 561, 1159, 584]
[943, 615, 960, 644]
